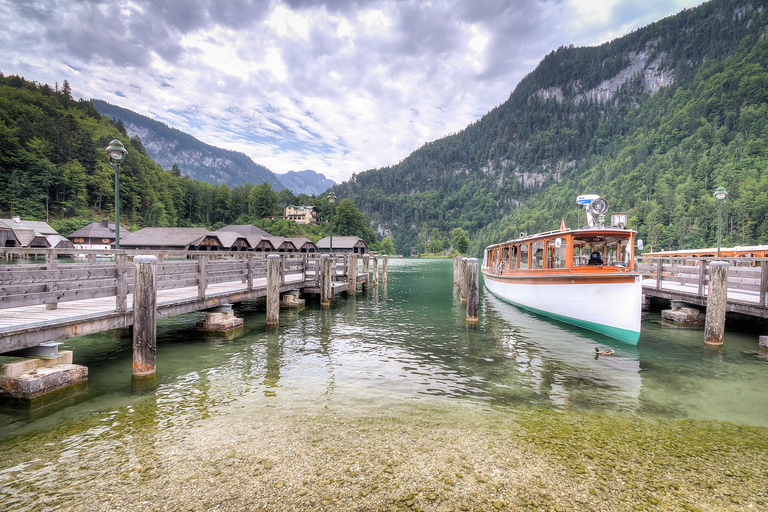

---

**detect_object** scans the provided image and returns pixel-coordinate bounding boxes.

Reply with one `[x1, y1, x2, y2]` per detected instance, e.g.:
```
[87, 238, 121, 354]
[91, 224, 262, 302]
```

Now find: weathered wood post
[372, 255, 379, 287]
[704, 261, 729, 346]
[466, 257, 479, 324]
[133, 255, 158, 378]
[45, 251, 58, 310]
[320, 254, 332, 307]
[760, 263, 768, 307]
[362, 254, 370, 291]
[115, 253, 127, 312]
[460, 257, 468, 303]
[347, 253, 358, 294]
[197, 254, 208, 299]
[247, 253, 255, 291]
[383, 255, 388, 283]
[267, 254, 281, 326]
[655, 258, 663, 290]
[454, 254, 462, 289]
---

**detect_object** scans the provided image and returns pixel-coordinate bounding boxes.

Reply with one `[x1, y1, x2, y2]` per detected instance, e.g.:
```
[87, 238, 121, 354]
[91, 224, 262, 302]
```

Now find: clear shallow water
[1, 258, 768, 509]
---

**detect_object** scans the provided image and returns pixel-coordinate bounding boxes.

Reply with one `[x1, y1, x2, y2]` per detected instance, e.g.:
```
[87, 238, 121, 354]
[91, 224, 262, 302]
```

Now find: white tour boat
[482, 195, 644, 344]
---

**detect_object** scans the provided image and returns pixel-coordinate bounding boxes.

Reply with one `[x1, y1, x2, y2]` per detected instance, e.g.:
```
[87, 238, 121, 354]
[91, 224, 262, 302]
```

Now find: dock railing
[0, 248, 350, 313]
[636, 255, 768, 307]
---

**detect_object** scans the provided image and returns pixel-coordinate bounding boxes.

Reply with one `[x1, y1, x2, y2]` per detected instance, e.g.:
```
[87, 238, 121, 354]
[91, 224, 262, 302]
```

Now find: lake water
[1, 258, 767, 511]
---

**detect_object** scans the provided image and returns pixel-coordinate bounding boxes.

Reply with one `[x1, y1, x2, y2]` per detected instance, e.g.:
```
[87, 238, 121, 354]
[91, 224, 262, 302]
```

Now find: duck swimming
[594, 347, 614, 356]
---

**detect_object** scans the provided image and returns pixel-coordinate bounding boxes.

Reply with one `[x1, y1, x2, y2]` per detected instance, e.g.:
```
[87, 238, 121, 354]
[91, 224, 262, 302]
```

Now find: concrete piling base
[196, 304, 244, 332]
[0, 350, 88, 402]
[661, 301, 703, 324]
[281, 292, 305, 308]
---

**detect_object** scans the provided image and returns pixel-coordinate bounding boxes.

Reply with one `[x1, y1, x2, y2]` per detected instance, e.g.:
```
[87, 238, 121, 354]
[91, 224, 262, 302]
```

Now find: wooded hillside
[334, 0, 768, 256]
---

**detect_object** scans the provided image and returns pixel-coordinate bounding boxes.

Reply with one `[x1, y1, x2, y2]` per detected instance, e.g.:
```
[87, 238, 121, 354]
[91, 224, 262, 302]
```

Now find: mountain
[92, 100, 284, 191]
[275, 170, 335, 196]
[334, 0, 768, 256]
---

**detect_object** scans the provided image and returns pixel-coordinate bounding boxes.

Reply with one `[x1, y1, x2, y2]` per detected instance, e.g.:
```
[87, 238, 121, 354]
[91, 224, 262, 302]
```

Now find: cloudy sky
[1, 0, 704, 183]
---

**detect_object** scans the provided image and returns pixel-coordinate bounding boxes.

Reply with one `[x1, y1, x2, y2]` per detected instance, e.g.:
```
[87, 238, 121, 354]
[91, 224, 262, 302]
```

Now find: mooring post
[247, 253, 255, 291]
[45, 251, 58, 310]
[362, 254, 370, 291]
[267, 254, 281, 326]
[460, 257, 468, 303]
[115, 253, 127, 312]
[347, 253, 358, 294]
[372, 255, 379, 287]
[133, 255, 158, 378]
[197, 254, 208, 299]
[454, 254, 462, 289]
[704, 261, 729, 346]
[321, 254, 332, 307]
[383, 255, 388, 283]
[466, 257, 479, 323]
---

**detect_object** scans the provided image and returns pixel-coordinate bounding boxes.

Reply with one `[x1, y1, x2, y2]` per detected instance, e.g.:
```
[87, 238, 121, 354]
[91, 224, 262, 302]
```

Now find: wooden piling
[115, 253, 127, 312]
[267, 254, 281, 326]
[460, 257, 468, 303]
[347, 254, 358, 294]
[45, 252, 58, 310]
[466, 258, 479, 323]
[454, 254, 462, 289]
[704, 261, 729, 346]
[321, 254, 332, 307]
[372, 255, 379, 287]
[362, 254, 370, 291]
[383, 255, 388, 283]
[197, 254, 208, 299]
[133, 255, 157, 377]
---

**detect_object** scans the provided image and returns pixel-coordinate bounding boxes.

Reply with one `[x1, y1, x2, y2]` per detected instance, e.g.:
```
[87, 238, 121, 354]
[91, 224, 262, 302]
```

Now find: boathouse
[213, 231, 251, 251]
[118, 227, 223, 251]
[68, 219, 128, 250]
[316, 236, 368, 254]
[267, 237, 298, 252]
[0, 217, 62, 248]
[286, 237, 318, 253]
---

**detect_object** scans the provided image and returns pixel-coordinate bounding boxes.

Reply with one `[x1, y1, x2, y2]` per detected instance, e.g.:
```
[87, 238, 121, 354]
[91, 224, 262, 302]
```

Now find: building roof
[286, 237, 317, 250]
[267, 236, 298, 251]
[213, 230, 251, 249]
[119, 227, 219, 248]
[45, 235, 75, 248]
[315, 236, 367, 249]
[68, 220, 127, 239]
[0, 217, 58, 235]
[217, 224, 273, 237]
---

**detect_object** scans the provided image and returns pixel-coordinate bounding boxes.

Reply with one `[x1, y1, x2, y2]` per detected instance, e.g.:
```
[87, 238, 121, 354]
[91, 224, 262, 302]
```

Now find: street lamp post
[328, 192, 336, 255]
[105, 140, 128, 249]
[714, 186, 728, 258]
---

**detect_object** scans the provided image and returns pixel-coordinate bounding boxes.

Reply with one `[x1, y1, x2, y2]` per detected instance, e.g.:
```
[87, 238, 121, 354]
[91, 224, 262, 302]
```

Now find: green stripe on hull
[488, 289, 640, 345]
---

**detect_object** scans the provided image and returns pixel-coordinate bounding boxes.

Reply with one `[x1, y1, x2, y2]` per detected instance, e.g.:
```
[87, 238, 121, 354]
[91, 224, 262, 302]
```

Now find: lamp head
[328, 191, 336, 204]
[714, 187, 728, 201]
[105, 139, 127, 160]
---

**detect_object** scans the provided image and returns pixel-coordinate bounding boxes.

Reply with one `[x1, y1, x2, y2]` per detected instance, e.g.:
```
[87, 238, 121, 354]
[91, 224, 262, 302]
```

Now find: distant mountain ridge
[92, 99, 284, 190]
[275, 170, 335, 196]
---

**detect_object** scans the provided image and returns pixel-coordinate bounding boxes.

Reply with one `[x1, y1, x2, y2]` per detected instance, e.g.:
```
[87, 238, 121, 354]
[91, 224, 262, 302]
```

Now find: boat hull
[482, 272, 642, 344]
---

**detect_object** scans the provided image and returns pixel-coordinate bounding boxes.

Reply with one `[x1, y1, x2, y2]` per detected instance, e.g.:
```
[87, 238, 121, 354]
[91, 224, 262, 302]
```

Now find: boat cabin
[485, 228, 636, 274]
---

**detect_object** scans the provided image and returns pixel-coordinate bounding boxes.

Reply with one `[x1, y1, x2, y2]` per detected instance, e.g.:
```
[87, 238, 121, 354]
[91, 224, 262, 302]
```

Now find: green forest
[0, 74, 383, 249]
[3, 0, 768, 259]
[334, 0, 768, 256]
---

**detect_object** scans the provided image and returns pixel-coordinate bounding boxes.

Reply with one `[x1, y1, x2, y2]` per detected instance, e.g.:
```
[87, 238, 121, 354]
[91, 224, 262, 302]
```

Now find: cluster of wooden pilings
[453, 255, 479, 324]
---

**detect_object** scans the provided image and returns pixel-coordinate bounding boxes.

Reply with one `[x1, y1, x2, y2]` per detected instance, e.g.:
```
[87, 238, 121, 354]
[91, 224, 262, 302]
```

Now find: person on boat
[588, 251, 603, 265]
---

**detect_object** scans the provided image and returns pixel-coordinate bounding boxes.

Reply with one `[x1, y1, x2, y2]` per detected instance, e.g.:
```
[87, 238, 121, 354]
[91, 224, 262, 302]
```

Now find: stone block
[0, 363, 88, 400]
[0, 351, 74, 378]
[662, 309, 704, 324]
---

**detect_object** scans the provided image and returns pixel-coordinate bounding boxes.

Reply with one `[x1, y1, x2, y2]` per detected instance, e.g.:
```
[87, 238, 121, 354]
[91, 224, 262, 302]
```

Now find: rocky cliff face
[93, 100, 285, 190]
[275, 170, 336, 196]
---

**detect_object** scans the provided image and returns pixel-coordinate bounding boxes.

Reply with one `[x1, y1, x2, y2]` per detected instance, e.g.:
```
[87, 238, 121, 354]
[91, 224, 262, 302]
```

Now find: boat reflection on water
[481, 291, 642, 414]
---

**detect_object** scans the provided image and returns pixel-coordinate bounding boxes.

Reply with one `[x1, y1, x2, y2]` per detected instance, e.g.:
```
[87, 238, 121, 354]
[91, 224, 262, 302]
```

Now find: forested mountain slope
[335, 0, 768, 256]
[92, 100, 284, 190]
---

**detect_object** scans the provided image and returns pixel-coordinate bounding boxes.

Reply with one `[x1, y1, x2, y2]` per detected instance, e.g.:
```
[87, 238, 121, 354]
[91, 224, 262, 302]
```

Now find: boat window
[509, 245, 518, 270]
[547, 239, 566, 269]
[519, 243, 529, 269]
[502, 247, 509, 270]
[531, 241, 544, 269]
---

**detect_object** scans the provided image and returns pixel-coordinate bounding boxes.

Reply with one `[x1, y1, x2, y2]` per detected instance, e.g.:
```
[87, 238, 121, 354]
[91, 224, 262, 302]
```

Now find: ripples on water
[2, 258, 768, 509]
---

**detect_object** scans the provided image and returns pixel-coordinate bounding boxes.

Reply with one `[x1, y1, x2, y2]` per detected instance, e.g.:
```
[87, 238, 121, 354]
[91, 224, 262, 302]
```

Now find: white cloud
[0, 0, 706, 184]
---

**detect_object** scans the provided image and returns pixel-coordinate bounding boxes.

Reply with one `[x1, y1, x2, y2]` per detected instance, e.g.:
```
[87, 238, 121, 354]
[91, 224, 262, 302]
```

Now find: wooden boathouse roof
[118, 227, 223, 250]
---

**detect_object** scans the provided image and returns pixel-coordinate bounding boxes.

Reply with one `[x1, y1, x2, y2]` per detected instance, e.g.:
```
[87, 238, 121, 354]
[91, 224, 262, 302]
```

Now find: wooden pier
[0, 248, 370, 384]
[637, 256, 768, 318]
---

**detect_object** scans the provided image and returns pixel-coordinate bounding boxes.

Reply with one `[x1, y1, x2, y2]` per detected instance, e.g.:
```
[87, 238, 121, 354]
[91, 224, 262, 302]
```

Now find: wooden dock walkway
[637, 256, 768, 318]
[0, 249, 371, 355]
